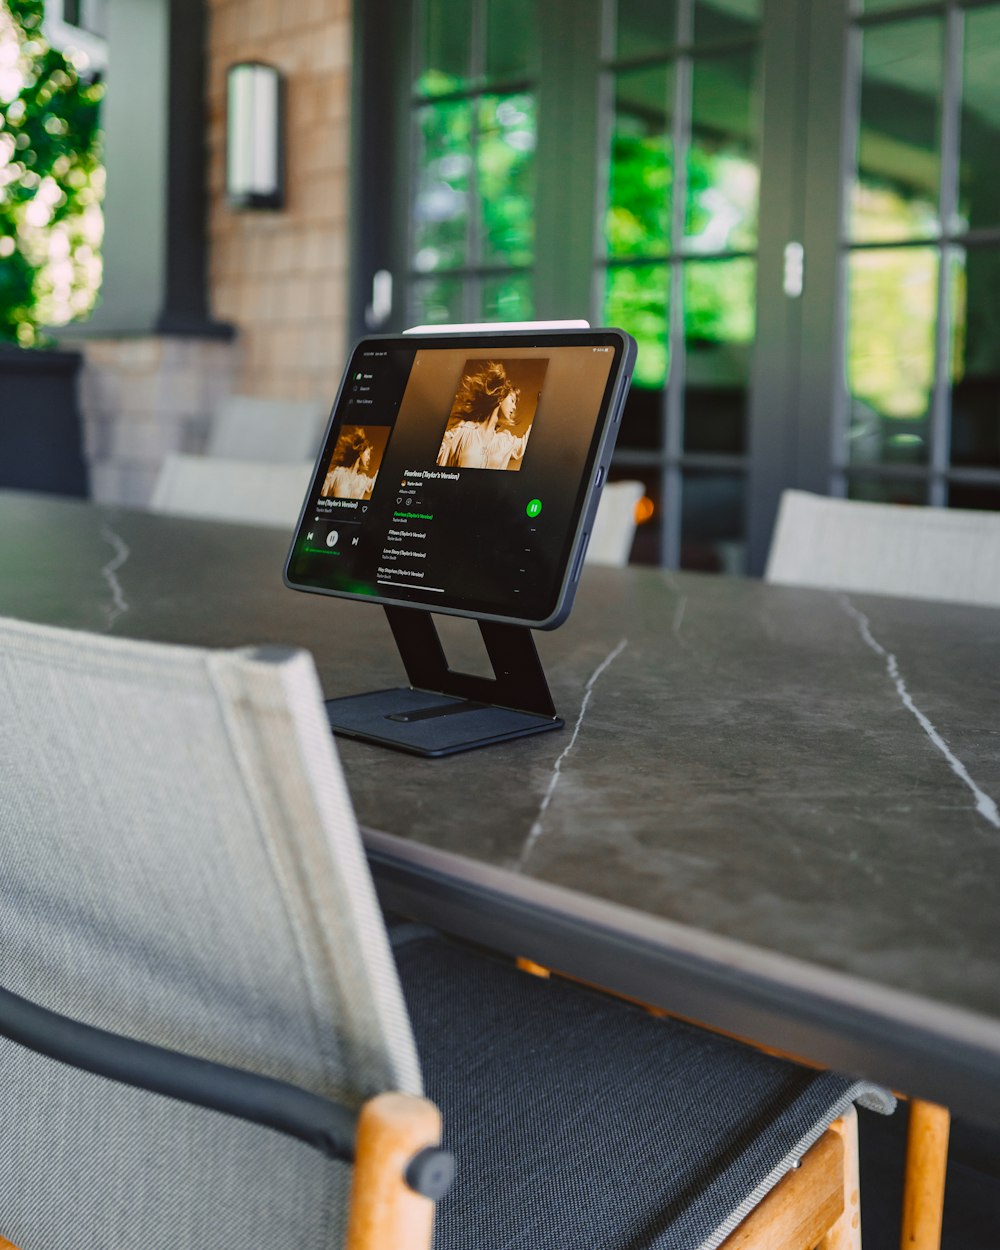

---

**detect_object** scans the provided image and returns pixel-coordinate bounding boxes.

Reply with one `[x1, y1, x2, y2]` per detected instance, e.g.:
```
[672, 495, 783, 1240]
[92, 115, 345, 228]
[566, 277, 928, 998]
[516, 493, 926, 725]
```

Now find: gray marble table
[2, 489, 999, 1121]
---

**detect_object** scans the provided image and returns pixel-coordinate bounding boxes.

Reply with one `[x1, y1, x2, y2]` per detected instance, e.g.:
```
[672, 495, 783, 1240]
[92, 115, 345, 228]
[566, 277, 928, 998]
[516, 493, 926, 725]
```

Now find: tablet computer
[283, 327, 636, 630]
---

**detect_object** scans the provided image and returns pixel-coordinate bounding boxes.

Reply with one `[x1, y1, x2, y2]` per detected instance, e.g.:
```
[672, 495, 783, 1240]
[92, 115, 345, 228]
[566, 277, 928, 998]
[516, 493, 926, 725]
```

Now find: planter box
[0, 344, 88, 497]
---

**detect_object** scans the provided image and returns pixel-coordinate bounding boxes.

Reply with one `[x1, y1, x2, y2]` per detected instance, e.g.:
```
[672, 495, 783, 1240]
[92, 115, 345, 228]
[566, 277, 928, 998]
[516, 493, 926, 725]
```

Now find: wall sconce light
[226, 62, 284, 210]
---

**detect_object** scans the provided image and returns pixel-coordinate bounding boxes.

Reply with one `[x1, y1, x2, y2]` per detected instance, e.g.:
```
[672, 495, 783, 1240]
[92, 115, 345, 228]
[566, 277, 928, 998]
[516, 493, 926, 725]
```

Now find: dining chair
[0, 615, 894, 1250]
[206, 395, 329, 464]
[149, 451, 313, 526]
[765, 489, 1000, 607]
[587, 478, 644, 566]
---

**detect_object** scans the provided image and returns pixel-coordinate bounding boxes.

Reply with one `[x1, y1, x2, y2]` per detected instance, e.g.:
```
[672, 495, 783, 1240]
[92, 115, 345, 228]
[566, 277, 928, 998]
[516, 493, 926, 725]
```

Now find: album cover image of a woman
[436, 358, 548, 471]
[321, 425, 389, 500]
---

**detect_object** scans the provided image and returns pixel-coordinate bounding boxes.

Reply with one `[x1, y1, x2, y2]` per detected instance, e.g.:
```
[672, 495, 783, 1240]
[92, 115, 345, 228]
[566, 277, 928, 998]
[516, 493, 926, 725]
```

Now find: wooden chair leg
[345, 1091, 443, 1250]
[719, 1122, 845, 1250]
[0, 1236, 22, 1249]
[900, 1099, 950, 1250]
[819, 1107, 861, 1250]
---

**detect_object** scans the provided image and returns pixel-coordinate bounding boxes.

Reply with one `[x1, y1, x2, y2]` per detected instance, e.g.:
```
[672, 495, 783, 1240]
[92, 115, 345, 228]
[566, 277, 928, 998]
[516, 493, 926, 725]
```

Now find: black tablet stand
[324, 605, 564, 757]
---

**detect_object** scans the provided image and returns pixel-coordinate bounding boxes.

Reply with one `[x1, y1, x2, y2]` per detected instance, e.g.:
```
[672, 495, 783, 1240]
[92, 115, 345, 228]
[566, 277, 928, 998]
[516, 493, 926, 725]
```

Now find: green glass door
[352, 0, 1000, 571]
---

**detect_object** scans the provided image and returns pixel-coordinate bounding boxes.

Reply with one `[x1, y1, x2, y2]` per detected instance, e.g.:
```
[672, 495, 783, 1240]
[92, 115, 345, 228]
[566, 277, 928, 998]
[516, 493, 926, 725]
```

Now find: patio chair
[587, 478, 644, 566]
[0, 616, 893, 1250]
[765, 489, 1000, 607]
[206, 395, 329, 464]
[149, 451, 312, 526]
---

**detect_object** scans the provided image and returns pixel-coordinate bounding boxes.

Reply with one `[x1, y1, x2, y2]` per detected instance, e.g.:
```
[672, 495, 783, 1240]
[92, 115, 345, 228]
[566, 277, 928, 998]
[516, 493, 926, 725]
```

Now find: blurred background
[2, 0, 999, 574]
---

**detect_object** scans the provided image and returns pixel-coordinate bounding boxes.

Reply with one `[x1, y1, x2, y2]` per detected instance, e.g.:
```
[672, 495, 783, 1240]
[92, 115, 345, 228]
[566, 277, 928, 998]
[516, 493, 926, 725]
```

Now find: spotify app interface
[285, 334, 623, 624]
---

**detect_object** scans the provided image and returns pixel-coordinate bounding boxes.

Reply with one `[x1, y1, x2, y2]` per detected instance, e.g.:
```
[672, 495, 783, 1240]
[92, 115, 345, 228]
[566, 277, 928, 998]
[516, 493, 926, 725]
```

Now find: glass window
[413, 101, 472, 272]
[616, 0, 678, 61]
[950, 246, 1000, 470]
[846, 478, 928, 505]
[958, 5, 1000, 234]
[850, 18, 942, 243]
[408, 276, 464, 327]
[684, 48, 760, 253]
[485, 0, 537, 82]
[603, 264, 669, 389]
[477, 93, 536, 267]
[606, 65, 673, 259]
[948, 482, 1000, 511]
[411, 1, 537, 322]
[680, 469, 746, 573]
[846, 246, 938, 466]
[859, 0, 918, 12]
[419, 0, 473, 95]
[693, 0, 760, 46]
[682, 257, 754, 454]
[482, 271, 533, 321]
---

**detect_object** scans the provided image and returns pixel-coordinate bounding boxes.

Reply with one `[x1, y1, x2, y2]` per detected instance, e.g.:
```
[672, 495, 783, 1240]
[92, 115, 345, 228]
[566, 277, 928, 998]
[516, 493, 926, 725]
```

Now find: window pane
[486, 0, 537, 82]
[408, 276, 465, 326]
[680, 470, 745, 573]
[616, 0, 678, 61]
[950, 246, 1000, 470]
[616, 387, 664, 452]
[958, 6, 1000, 234]
[850, 18, 942, 243]
[418, 0, 473, 96]
[846, 247, 938, 467]
[683, 258, 754, 454]
[603, 264, 669, 389]
[846, 478, 928, 505]
[693, 0, 760, 45]
[477, 93, 536, 267]
[860, 0, 918, 11]
[482, 271, 534, 320]
[684, 49, 760, 253]
[948, 482, 1000, 511]
[414, 101, 472, 271]
[606, 65, 673, 259]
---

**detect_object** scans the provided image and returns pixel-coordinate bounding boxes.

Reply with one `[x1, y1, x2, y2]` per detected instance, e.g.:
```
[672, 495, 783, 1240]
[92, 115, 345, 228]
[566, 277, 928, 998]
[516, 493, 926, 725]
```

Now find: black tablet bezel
[283, 327, 636, 629]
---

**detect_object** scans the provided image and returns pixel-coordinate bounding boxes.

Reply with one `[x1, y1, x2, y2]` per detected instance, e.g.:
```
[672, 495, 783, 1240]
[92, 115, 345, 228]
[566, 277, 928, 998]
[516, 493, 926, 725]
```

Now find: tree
[0, 0, 103, 346]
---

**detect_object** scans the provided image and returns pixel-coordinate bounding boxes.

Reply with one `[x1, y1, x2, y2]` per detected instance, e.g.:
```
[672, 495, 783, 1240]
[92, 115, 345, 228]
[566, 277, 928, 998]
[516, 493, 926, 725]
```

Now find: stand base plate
[325, 687, 563, 757]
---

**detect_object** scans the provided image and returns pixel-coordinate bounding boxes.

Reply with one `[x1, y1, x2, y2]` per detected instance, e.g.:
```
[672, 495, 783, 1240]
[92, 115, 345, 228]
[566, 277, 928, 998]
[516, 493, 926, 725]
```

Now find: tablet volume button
[572, 536, 588, 582]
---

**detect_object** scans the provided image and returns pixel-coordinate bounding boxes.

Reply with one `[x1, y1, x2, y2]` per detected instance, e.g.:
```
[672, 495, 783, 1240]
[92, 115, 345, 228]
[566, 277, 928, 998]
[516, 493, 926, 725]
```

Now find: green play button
[526, 498, 542, 518]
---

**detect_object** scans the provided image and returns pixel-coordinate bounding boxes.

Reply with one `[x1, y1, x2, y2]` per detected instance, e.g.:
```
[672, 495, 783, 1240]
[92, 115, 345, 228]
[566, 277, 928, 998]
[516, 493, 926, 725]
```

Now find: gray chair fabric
[0, 618, 419, 1250]
[765, 488, 1000, 606]
[149, 452, 313, 527]
[393, 929, 893, 1250]
[206, 395, 329, 464]
[0, 615, 894, 1250]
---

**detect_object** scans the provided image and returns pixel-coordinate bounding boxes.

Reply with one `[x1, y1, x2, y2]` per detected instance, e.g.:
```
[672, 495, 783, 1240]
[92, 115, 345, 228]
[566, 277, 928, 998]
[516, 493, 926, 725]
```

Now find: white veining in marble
[99, 523, 131, 631]
[515, 637, 628, 871]
[841, 595, 1000, 829]
[672, 595, 687, 637]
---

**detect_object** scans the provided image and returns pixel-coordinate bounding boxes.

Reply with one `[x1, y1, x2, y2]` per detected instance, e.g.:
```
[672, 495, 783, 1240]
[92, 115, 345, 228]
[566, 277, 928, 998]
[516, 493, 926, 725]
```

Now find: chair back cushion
[765, 489, 1000, 606]
[0, 619, 420, 1250]
[149, 452, 313, 528]
[207, 396, 328, 463]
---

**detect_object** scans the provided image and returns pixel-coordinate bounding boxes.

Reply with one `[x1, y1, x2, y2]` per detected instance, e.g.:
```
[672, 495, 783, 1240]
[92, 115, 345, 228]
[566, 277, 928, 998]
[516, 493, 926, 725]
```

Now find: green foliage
[0, 0, 104, 346]
[606, 127, 671, 258]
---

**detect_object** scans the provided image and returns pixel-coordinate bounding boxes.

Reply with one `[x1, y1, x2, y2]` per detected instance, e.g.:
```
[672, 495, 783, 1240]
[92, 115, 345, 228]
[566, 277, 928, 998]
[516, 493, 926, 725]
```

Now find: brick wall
[80, 337, 237, 505]
[206, 0, 353, 403]
[77, 0, 353, 506]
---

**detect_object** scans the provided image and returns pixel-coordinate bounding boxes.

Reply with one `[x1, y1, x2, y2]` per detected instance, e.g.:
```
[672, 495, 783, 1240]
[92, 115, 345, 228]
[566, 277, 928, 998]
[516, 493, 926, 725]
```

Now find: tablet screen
[283, 328, 635, 628]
